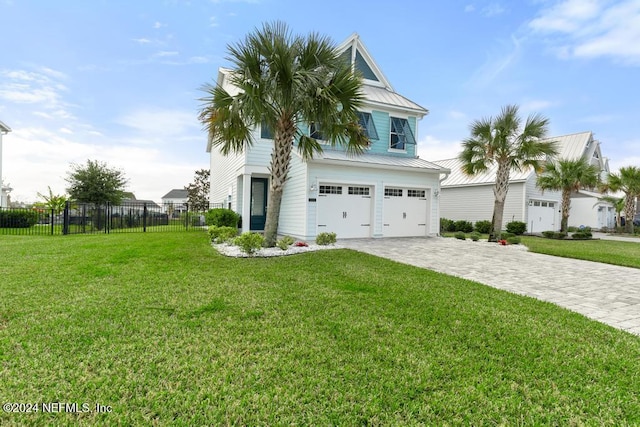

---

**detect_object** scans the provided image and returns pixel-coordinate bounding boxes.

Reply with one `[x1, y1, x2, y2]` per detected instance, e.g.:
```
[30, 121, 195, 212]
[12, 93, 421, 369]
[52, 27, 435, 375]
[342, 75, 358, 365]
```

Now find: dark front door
[250, 178, 268, 230]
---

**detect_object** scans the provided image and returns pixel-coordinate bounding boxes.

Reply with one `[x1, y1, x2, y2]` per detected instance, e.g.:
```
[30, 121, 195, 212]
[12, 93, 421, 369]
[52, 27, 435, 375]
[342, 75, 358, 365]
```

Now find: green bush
[440, 218, 455, 233]
[453, 220, 473, 233]
[506, 236, 521, 245]
[454, 231, 466, 240]
[316, 232, 337, 246]
[498, 232, 515, 239]
[571, 231, 592, 240]
[276, 235, 295, 250]
[506, 221, 527, 235]
[0, 210, 39, 228]
[567, 226, 579, 232]
[205, 208, 240, 228]
[470, 231, 481, 241]
[234, 232, 265, 255]
[208, 225, 238, 243]
[474, 220, 492, 234]
[542, 231, 567, 239]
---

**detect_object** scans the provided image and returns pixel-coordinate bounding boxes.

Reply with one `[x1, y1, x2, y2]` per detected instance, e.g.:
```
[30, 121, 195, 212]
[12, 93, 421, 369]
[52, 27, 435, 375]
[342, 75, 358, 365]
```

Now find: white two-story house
[207, 34, 450, 240]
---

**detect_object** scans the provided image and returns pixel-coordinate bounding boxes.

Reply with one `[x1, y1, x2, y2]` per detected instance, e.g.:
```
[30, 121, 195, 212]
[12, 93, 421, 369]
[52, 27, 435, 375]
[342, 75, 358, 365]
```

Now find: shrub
[453, 220, 473, 233]
[474, 220, 492, 234]
[0, 210, 39, 228]
[542, 231, 567, 239]
[440, 218, 455, 233]
[205, 208, 240, 228]
[470, 231, 481, 241]
[234, 232, 265, 255]
[506, 221, 527, 235]
[276, 235, 295, 250]
[567, 226, 579, 232]
[316, 232, 337, 246]
[498, 232, 515, 240]
[571, 231, 592, 240]
[454, 231, 466, 240]
[208, 225, 238, 243]
[506, 236, 521, 245]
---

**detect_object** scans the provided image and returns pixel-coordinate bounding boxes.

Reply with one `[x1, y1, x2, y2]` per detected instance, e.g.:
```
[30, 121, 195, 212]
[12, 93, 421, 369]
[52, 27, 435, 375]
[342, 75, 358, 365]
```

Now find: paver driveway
[341, 237, 640, 336]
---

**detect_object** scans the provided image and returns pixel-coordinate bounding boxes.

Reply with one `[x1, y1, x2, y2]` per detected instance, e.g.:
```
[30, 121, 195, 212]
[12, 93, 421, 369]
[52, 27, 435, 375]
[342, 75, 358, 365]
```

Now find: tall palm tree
[199, 22, 369, 247]
[602, 166, 640, 234]
[459, 104, 557, 240]
[536, 157, 600, 232]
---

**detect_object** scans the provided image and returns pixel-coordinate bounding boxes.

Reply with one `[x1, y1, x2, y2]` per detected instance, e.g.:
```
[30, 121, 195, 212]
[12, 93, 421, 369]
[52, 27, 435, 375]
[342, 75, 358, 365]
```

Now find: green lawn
[1, 233, 639, 425]
[521, 236, 640, 269]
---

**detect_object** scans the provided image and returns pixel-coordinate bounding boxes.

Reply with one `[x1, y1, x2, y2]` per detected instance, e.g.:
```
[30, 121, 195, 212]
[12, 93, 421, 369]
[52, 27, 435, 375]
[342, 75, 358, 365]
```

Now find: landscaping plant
[315, 232, 337, 246]
[234, 232, 265, 254]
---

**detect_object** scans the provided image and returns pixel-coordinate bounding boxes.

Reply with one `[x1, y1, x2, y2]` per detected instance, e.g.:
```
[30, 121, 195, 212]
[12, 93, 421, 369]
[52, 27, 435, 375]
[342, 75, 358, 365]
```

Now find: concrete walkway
[340, 237, 640, 336]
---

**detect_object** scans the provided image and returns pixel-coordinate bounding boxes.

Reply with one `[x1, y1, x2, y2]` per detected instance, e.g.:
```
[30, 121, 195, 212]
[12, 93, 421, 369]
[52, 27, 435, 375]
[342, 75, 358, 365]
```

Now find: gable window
[310, 122, 323, 140]
[357, 112, 378, 140]
[261, 121, 273, 140]
[389, 117, 415, 151]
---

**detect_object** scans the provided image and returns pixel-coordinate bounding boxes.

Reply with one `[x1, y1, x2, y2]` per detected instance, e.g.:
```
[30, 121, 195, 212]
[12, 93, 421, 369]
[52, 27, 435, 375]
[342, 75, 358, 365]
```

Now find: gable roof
[336, 33, 428, 117]
[0, 120, 11, 134]
[162, 189, 188, 199]
[547, 131, 593, 160]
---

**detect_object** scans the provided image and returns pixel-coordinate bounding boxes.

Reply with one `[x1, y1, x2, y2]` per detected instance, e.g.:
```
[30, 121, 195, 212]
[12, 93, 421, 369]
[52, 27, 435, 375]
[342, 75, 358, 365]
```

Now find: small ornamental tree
[185, 169, 210, 211]
[65, 159, 128, 205]
[37, 186, 68, 214]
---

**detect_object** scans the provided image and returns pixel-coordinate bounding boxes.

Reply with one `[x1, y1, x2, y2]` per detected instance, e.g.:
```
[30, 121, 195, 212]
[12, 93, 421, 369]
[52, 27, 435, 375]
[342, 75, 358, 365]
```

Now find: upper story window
[357, 112, 378, 140]
[310, 122, 323, 140]
[261, 121, 273, 140]
[389, 117, 415, 151]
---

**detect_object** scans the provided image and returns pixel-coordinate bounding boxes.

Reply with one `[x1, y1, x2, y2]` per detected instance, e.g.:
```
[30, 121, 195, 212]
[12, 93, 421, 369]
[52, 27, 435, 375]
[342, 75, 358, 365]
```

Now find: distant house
[435, 131, 615, 232]
[161, 189, 189, 217]
[121, 193, 162, 210]
[207, 33, 449, 240]
[0, 120, 12, 208]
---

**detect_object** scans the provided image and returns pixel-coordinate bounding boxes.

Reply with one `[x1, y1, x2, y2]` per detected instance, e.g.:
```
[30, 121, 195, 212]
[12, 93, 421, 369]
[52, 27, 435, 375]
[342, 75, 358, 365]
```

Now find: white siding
[277, 154, 308, 238]
[439, 183, 526, 226]
[210, 146, 244, 208]
[523, 174, 561, 229]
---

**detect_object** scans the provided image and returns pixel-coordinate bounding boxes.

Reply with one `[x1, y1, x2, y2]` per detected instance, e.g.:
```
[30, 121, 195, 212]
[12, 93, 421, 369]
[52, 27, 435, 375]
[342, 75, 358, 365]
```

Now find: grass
[1, 232, 639, 425]
[521, 236, 640, 269]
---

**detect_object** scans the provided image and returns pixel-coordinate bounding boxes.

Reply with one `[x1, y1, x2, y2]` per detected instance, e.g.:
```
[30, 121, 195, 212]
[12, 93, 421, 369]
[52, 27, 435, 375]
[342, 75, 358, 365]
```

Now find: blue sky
[1, 0, 639, 203]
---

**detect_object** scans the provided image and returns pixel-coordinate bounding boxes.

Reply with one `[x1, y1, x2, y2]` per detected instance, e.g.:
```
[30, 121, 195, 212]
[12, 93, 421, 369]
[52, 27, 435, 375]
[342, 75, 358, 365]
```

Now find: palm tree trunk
[490, 161, 510, 241]
[263, 118, 296, 247]
[624, 194, 636, 234]
[560, 188, 571, 232]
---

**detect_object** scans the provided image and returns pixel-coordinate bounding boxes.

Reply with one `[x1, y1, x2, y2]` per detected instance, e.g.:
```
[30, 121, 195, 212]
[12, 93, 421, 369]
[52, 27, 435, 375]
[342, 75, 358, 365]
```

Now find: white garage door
[383, 187, 428, 237]
[528, 200, 557, 233]
[317, 184, 372, 238]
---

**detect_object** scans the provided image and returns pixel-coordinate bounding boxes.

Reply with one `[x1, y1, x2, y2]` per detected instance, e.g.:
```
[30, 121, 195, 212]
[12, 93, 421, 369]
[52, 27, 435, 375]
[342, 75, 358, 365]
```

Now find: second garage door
[527, 200, 557, 233]
[317, 184, 372, 238]
[383, 187, 428, 237]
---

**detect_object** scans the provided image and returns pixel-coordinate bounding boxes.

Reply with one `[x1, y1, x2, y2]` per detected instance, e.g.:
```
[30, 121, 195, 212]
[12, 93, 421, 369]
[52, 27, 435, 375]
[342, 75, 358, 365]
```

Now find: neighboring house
[207, 34, 450, 240]
[161, 189, 189, 217]
[435, 131, 614, 232]
[0, 120, 11, 208]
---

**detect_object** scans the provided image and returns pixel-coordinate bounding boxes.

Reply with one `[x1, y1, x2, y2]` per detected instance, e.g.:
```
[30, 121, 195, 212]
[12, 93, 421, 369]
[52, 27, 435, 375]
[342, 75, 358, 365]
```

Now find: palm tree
[536, 157, 600, 232]
[199, 22, 369, 246]
[602, 166, 640, 234]
[598, 195, 624, 228]
[459, 105, 557, 240]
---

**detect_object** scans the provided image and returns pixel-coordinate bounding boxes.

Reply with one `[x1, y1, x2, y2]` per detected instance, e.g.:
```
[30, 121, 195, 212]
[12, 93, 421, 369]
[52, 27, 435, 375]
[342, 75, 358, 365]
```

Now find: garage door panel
[317, 185, 371, 238]
[528, 200, 556, 232]
[383, 188, 428, 237]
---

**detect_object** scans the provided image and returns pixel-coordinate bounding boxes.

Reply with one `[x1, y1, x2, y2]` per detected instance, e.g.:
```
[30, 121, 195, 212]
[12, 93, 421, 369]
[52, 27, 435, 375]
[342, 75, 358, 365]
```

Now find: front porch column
[241, 173, 251, 233]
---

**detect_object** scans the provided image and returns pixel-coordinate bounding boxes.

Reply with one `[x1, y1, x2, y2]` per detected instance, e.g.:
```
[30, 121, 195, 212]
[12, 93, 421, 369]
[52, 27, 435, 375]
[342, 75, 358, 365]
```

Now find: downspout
[436, 171, 450, 237]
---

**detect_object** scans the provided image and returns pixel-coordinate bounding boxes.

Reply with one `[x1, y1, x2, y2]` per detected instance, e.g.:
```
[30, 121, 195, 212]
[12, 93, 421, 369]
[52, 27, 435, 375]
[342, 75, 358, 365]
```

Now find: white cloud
[153, 51, 180, 58]
[209, 16, 218, 27]
[133, 38, 152, 44]
[483, 2, 506, 16]
[0, 68, 74, 118]
[465, 4, 476, 12]
[115, 108, 200, 140]
[467, 35, 522, 87]
[417, 135, 463, 162]
[153, 21, 165, 29]
[529, 0, 640, 65]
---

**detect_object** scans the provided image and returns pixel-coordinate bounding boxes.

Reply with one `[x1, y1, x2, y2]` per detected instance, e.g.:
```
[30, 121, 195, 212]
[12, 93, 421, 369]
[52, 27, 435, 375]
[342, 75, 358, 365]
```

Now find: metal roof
[161, 189, 189, 199]
[0, 120, 11, 134]
[436, 131, 598, 187]
[362, 85, 428, 116]
[311, 149, 449, 173]
[435, 157, 532, 187]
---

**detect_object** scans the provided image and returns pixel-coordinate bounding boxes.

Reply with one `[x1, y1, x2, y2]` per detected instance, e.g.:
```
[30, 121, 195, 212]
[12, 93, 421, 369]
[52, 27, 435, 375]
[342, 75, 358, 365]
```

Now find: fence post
[50, 208, 54, 235]
[143, 203, 147, 232]
[63, 201, 70, 235]
[105, 202, 110, 234]
[185, 203, 189, 230]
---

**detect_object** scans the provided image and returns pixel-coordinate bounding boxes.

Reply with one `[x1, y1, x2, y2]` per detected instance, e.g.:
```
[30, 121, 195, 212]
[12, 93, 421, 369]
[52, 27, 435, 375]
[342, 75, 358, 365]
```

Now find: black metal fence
[0, 201, 224, 236]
